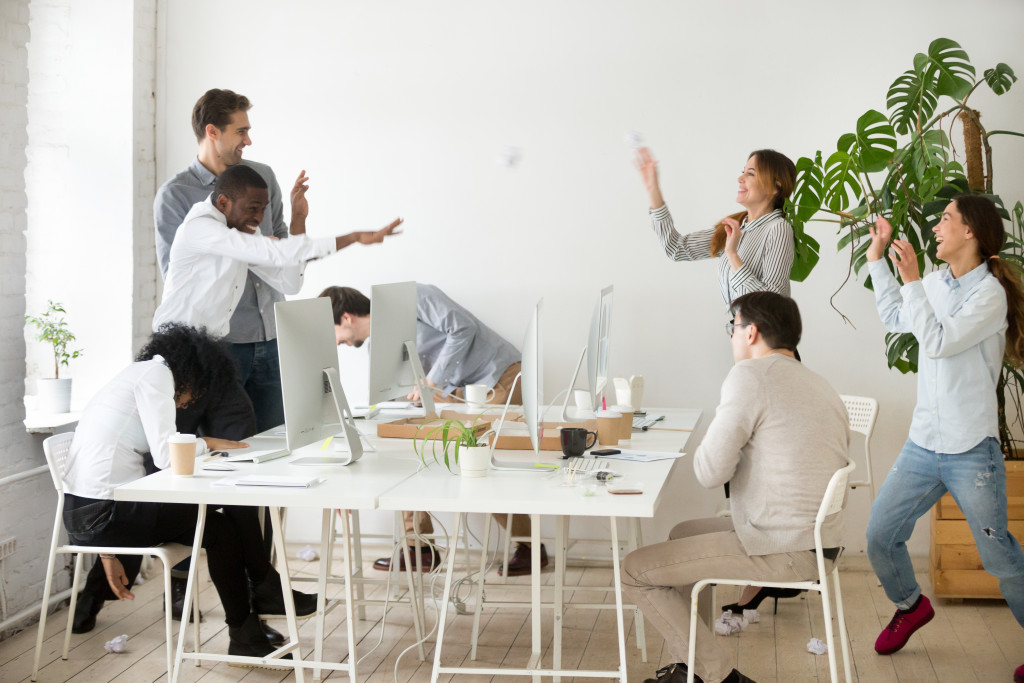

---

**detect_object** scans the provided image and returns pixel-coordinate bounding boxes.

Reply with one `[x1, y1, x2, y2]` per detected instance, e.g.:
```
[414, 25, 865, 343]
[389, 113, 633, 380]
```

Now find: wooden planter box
[929, 459, 1024, 598]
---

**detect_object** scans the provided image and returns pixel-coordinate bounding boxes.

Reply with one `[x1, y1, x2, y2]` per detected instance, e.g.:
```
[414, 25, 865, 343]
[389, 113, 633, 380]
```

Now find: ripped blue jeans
[867, 437, 1024, 625]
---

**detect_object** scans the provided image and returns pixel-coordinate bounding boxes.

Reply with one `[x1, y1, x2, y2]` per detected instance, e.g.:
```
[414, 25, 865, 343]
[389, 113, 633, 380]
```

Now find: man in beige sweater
[622, 291, 850, 683]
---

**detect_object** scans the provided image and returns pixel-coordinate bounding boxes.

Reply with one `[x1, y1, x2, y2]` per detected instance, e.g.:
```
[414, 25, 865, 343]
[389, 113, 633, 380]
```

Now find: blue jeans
[866, 437, 1024, 625]
[227, 340, 284, 434]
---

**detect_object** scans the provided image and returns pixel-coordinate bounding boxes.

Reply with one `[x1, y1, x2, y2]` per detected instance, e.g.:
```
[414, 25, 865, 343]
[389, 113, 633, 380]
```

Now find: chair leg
[818, 580, 839, 683]
[161, 554, 176, 679]
[63, 553, 86, 660]
[833, 569, 853, 683]
[627, 518, 648, 661]
[687, 581, 710, 683]
[31, 527, 63, 681]
[191, 561, 201, 664]
[350, 510, 367, 621]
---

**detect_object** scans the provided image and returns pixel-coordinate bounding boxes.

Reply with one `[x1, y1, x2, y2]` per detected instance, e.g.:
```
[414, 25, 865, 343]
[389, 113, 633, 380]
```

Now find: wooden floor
[2, 545, 1022, 683]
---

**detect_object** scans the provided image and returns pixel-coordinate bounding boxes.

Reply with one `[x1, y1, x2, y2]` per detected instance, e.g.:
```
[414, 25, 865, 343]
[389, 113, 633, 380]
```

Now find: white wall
[154, 0, 1024, 557]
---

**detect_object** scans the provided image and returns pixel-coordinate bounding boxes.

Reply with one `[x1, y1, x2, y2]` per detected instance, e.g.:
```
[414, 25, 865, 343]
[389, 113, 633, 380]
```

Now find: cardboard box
[376, 416, 491, 441]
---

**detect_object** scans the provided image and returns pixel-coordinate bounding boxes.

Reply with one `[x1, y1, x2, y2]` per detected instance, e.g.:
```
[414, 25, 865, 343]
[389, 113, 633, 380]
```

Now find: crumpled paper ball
[297, 544, 319, 562]
[104, 634, 128, 653]
[715, 610, 747, 636]
[807, 637, 828, 655]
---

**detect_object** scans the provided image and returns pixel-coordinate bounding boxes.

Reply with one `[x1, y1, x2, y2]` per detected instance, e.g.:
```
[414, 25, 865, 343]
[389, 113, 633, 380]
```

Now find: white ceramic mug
[464, 384, 495, 410]
[168, 433, 197, 476]
[574, 389, 594, 411]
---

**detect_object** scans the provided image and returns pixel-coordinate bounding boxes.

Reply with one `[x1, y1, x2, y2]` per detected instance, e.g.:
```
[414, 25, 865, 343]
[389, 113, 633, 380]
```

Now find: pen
[203, 451, 226, 462]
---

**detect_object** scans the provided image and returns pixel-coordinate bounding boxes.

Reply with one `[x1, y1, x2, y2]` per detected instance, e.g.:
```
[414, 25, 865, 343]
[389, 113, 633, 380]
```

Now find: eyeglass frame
[725, 319, 753, 338]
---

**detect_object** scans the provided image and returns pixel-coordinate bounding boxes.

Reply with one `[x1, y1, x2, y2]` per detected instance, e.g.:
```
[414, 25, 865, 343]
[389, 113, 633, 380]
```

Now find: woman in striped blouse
[635, 147, 797, 304]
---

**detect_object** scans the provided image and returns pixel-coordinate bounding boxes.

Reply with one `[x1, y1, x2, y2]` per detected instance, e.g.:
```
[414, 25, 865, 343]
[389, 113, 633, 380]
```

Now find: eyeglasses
[725, 320, 752, 337]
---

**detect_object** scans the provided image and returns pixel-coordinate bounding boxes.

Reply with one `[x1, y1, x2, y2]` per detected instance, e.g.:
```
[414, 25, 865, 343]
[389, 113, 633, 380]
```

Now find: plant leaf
[790, 154, 825, 222]
[887, 66, 939, 135]
[790, 229, 820, 282]
[919, 38, 975, 100]
[984, 63, 1017, 95]
[855, 110, 897, 173]
[823, 150, 862, 212]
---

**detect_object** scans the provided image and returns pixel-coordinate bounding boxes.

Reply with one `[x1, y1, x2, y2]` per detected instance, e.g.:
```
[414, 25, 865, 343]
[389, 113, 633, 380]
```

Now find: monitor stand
[305, 367, 367, 464]
[405, 340, 438, 417]
[486, 373, 553, 472]
[558, 345, 590, 422]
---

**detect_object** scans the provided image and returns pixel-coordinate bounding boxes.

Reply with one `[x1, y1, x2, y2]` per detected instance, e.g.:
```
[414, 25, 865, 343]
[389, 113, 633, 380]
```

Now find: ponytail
[989, 257, 1024, 365]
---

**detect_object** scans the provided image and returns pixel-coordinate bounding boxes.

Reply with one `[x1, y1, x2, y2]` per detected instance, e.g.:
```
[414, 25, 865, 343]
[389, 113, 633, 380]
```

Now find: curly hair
[135, 324, 239, 407]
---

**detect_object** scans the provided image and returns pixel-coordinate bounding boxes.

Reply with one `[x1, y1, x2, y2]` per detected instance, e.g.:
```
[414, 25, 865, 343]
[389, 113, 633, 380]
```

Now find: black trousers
[65, 495, 269, 626]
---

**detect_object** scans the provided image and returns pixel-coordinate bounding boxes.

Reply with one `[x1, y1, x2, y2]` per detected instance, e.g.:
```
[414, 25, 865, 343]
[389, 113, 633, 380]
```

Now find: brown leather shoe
[498, 543, 548, 577]
[373, 546, 440, 572]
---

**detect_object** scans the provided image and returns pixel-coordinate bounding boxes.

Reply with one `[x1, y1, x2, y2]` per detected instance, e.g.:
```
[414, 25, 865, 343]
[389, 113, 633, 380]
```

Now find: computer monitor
[488, 298, 552, 471]
[560, 285, 614, 420]
[276, 297, 363, 462]
[368, 281, 436, 416]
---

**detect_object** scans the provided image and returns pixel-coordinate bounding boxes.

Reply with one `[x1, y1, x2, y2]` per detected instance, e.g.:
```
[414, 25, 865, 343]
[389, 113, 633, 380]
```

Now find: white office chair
[686, 462, 856, 683]
[840, 395, 878, 498]
[32, 432, 200, 681]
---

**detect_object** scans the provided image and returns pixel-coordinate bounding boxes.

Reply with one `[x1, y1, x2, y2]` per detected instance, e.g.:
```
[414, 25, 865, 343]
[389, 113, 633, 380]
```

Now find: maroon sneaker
[874, 595, 934, 655]
[1014, 662, 1023, 683]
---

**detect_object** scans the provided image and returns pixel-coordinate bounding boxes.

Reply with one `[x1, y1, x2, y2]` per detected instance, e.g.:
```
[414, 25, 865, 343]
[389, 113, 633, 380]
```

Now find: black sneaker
[167, 576, 203, 623]
[70, 589, 104, 634]
[227, 613, 293, 668]
[251, 568, 318, 619]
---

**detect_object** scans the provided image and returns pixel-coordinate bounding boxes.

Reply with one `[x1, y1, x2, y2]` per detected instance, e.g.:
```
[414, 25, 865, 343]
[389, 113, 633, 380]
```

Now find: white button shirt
[152, 196, 336, 337]
[869, 259, 1007, 454]
[63, 357, 208, 500]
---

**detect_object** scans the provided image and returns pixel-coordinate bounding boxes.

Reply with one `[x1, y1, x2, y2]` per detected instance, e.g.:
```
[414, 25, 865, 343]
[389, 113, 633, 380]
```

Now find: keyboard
[633, 413, 665, 431]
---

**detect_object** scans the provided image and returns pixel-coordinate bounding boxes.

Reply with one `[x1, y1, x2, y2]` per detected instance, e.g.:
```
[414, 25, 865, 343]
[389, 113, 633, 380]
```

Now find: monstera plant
[785, 38, 1024, 457]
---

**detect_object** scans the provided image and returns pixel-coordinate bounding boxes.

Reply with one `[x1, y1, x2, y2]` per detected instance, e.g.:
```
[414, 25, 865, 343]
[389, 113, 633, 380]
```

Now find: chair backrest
[815, 461, 857, 531]
[840, 395, 878, 439]
[42, 432, 76, 495]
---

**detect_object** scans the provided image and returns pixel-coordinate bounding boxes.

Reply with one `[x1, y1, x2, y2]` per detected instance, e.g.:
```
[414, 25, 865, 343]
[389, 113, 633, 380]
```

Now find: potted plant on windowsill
[413, 414, 493, 477]
[26, 300, 83, 414]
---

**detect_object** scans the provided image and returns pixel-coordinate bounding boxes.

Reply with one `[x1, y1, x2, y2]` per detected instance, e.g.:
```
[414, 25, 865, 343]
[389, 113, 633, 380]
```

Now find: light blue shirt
[868, 259, 1007, 454]
[415, 284, 522, 395]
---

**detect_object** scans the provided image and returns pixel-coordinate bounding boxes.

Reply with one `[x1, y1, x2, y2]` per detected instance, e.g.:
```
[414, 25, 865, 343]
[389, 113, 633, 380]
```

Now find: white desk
[114, 436, 425, 683]
[378, 408, 701, 682]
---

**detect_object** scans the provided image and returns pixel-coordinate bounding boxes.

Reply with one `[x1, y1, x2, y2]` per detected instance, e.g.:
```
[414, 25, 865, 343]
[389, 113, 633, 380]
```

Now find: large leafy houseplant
[785, 38, 1024, 458]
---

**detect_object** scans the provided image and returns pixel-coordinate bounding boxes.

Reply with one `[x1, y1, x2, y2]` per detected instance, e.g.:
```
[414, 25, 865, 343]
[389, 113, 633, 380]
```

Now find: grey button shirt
[415, 284, 522, 395]
[153, 157, 289, 343]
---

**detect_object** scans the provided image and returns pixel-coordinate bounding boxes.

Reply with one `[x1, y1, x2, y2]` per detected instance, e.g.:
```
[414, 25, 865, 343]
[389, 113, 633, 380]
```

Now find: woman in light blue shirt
[864, 195, 1024, 675]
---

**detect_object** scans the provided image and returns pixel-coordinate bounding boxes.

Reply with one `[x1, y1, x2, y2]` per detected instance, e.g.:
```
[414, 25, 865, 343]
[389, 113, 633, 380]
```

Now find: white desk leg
[553, 515, 567, 683]
[430, 512, 463, 683]
[609, 517, 627, 683]
[470, 513, 492, 660]
[171, 504, 206, 683]
[628, 518, 647, 661]
[337, 508, 358, 683]
[314, 508, 331, 680]
[269, 507, 305, 683]
[350, 509, 367, 621]
[531, 513, 541, 683]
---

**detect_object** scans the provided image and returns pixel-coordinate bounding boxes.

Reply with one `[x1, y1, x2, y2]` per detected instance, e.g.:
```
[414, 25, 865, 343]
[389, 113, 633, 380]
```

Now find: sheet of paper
[213, 475, 321, 488]
[600, 449, 685, 463]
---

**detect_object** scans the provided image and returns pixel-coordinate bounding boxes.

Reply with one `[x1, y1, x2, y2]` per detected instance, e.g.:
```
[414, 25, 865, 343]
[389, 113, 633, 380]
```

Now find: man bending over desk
[320, 284, 544, 576]
[621, 292, 850, 683]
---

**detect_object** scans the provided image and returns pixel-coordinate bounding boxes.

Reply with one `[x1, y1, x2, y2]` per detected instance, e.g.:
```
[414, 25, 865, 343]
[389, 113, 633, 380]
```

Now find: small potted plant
[413, 414, 493, 477]
[25, 300, 83, 414]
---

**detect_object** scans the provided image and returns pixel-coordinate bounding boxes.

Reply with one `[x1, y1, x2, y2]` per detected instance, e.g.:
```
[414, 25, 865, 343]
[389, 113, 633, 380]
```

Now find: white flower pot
[37, 378, 72, 414]
[458, 446, 490, 478]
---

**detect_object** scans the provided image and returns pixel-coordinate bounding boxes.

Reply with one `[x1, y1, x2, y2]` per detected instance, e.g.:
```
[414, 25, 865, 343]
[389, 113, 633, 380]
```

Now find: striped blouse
[650, 204, 795, 305]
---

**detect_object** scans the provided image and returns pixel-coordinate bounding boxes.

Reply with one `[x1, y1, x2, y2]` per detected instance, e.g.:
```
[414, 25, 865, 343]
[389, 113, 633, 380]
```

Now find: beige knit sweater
[693, 354, 850, 555]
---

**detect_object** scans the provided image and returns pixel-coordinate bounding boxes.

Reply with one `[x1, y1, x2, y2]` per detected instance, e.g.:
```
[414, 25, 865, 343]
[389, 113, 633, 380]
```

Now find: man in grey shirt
[320, 284, 542, 576]
[621, 292, 850, 683]
[154, 88, 306, 433]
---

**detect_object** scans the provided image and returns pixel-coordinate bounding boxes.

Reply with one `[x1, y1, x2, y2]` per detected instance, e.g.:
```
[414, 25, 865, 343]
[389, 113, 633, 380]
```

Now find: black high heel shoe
[721, 587, 804, 615]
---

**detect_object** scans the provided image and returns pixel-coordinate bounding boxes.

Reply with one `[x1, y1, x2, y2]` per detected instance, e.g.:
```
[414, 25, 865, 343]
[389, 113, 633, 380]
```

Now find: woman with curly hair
[61, 324, 315, 662]
[865, 196, 1024, 682]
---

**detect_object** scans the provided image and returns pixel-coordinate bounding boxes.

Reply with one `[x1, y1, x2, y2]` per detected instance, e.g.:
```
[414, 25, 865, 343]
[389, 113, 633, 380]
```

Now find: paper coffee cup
[596, 409, 622, 446]
[168, 432, 197, 477]
[612, 404, 635, 440]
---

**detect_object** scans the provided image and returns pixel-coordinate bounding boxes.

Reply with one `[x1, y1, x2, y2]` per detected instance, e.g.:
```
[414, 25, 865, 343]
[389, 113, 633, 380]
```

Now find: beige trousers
[403, 362, 529, 539]
[621, 517, 825, 683]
